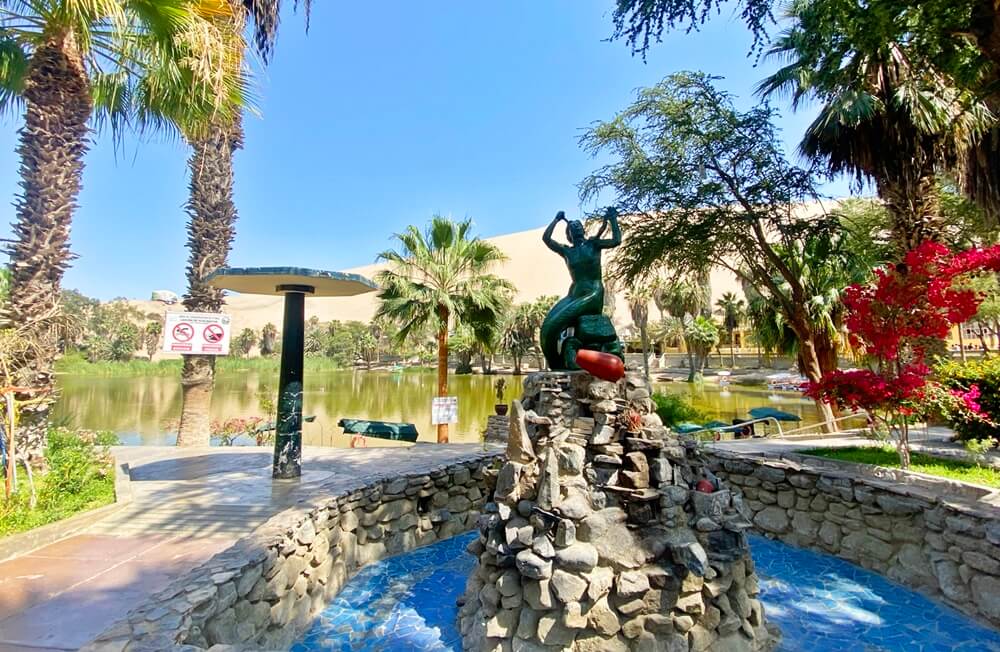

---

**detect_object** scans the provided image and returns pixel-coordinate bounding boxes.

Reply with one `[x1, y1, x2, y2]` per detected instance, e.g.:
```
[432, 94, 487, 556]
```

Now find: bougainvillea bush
[936, 357, 1000, 441]
[806, 242, 1000, 468]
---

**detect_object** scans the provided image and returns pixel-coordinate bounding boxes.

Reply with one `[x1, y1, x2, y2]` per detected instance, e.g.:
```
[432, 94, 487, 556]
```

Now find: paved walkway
[0, 444, 494, 651]
[709, 427, 1000, 467]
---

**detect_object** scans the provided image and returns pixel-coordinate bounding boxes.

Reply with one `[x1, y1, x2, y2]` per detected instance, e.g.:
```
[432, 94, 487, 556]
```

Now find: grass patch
[799, 445, 1000, 488]
[0, 429, 118, 537]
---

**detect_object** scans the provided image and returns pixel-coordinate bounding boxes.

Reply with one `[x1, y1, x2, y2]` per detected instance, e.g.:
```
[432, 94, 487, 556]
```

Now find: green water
[52, 370, 823, 446]
[654, 381, 824, 433]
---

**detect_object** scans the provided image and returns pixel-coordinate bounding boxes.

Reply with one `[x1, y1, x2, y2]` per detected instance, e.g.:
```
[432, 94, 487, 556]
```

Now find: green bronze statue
[539, 208, 625, 370]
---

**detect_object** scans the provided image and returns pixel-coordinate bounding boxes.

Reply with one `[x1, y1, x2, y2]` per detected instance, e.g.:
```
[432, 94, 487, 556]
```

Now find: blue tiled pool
[292, 532, 1000, 652]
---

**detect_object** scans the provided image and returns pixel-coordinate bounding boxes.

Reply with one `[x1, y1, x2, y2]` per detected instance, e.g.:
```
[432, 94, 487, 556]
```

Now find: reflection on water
[53, 371, 824, 447]
[54, 370, 525, 447]
[655, 381, 824, 429]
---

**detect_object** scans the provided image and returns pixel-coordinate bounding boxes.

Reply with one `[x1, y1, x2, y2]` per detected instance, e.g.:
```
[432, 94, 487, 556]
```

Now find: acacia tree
[375, 217, 512, 443]
[581, 72, 839, 426]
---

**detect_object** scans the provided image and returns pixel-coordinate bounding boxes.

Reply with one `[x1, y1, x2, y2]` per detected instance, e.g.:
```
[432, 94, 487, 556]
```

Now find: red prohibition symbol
[172, 323, 194, 342]
[204, 324, 225, 343]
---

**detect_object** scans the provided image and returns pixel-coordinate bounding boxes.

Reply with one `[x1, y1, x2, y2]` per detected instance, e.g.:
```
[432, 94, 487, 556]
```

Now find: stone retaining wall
[704, 449, 1000, 629]
[85, 450, 502, 651]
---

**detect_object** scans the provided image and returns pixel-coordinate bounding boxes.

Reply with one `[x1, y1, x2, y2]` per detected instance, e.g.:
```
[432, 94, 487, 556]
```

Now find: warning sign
[431, 396, 458, 425]
[163, 312, 231, 355]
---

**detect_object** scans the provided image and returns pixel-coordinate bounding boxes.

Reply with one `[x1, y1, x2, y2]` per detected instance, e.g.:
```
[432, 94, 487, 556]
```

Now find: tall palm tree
[175, 0, 284, 446]
[260, 322, 278, 356]
[502, 301, 548, 375]
[0, 0, 245, 460]
[659, 272, 711, 381]
[715, 291, 746, 368]
[758, 0, 991, 254]
[375, 217, 513, 442]
[626, 287, 651, 379]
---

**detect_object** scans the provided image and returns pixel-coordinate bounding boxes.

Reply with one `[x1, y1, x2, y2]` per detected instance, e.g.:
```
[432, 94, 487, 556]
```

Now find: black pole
[273, 286, 310, 478]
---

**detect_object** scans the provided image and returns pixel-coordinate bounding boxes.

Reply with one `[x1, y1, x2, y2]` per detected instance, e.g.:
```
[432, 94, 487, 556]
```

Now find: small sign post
[163, 312, 231, 355]
[431, 396, 459, 425]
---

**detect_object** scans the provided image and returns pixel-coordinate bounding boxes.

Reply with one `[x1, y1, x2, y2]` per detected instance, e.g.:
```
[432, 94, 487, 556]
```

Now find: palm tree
[758, 0, 991, 254]
[649, 316, 684, 354]
[260, 322, 278, 356]
[659, 272, 711, 381]
[0, 0, 244, 459]
[715, 292, 746, 368]
[144, 317, 163, 361]
[502, 302, 542, 375]
[375, 217, 513, 442]
[626, 288, 651, 379]
[175, 0, 284, 446]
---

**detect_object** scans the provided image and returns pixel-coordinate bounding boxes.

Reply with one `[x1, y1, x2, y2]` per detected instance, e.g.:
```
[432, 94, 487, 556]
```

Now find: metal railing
[687, 411, 868, 442]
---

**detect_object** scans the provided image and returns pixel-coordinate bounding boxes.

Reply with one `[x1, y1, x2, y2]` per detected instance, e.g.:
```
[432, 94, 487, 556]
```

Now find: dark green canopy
[337, 418, 419, 442]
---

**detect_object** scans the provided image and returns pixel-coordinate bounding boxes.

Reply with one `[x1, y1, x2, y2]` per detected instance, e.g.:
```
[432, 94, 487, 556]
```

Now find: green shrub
[936, 358, 1000, 441]
[651, 392, 703, 427]
[1, 429, 117, 537]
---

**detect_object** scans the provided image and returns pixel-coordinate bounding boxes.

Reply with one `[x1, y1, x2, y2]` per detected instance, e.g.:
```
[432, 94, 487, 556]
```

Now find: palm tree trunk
[729, 328, 736, 367]
[176, 118, 241, 447]
[4, 36, 91, 463]
[436, 306, 450, 443]
[879, 170, 943, 253]
[958, 323, 967, 362]
[640, 326, 650, 379]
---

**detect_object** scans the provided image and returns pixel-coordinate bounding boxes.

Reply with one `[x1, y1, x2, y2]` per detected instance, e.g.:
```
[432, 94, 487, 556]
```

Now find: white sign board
[163, 312, 231, 355]
[431, 396, 459, 425]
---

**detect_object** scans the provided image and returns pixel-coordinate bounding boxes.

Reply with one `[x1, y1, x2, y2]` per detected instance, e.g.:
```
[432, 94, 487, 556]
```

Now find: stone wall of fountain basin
[458, 371, 775, 652]
[84, 451, 501, 652]
[703, 449, 1000, 629]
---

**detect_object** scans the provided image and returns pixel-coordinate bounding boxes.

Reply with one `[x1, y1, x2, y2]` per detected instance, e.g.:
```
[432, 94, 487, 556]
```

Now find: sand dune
[134, 203, 833, 347]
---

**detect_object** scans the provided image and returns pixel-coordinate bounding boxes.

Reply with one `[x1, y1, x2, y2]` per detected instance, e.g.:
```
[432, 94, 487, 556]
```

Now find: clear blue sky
[0, 1, 850, 301]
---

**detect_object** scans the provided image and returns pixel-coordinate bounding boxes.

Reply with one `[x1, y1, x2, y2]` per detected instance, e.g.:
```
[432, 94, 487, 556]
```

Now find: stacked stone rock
[485, 415, 511, 444]
[458, 370, 774, 652]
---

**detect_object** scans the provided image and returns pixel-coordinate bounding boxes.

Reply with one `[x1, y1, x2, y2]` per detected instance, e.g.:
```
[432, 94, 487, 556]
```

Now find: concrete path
[0, 444, 494, 651]
[709, 427, 1000, 467]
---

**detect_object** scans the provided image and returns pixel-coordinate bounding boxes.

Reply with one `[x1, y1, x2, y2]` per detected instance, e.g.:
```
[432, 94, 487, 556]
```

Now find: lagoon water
[53, 370, 826, 446]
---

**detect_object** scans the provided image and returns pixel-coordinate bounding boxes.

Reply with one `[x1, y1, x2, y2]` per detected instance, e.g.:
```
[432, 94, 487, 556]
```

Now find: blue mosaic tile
[292, 531, 1000, 652]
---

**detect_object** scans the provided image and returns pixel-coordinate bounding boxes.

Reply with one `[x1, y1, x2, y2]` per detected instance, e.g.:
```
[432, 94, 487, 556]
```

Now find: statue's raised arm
[538, 208, 625, 371]
[542, 211, 568, 254]
[595, 207, 621, 249]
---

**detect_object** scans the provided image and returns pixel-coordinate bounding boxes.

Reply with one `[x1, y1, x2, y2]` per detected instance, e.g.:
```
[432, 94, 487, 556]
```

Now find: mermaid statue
[539, 208, 625, 370]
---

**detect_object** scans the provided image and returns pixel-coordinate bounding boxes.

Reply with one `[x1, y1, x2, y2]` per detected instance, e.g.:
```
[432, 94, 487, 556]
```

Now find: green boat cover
[748, 407, 801, 422]
[674, 422, 704, 434]
[337, 418, 419, 442]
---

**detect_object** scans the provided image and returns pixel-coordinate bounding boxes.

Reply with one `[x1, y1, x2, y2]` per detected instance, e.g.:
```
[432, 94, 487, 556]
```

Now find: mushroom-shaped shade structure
[207, 267, 377, 479]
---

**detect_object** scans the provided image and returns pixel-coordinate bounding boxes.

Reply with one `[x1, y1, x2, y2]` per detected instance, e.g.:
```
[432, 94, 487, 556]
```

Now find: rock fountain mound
[458, 370, 776, 651]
